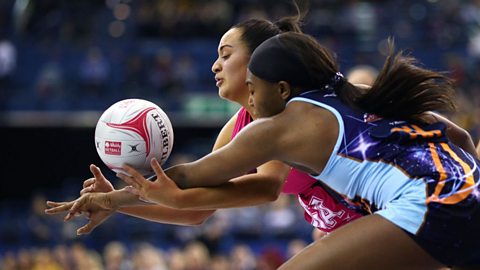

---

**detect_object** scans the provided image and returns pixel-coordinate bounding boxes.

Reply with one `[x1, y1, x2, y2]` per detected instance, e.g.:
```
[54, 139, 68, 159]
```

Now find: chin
[218, 88, 234, 102]
[218, 89, 228, 100]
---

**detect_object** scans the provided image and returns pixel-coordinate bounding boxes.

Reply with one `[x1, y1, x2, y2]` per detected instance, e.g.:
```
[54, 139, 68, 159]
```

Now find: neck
[235, 95, 256, 120]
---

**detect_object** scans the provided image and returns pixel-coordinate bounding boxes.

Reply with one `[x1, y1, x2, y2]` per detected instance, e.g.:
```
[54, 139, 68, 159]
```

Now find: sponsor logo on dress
[301, 196, 347, 230]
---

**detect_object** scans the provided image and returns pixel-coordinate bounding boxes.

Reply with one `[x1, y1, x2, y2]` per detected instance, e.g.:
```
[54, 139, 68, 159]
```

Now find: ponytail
[274, 0, 308, 33]
[356, 39, 456, 122]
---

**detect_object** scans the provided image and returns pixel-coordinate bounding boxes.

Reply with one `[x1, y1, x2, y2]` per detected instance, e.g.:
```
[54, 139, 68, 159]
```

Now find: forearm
[171, 174, 283, 210]
[117, 205, 214, 226]
[163, 162, 235, 188]
[107, 188, 145, 208]
[109, 187, 214, 225]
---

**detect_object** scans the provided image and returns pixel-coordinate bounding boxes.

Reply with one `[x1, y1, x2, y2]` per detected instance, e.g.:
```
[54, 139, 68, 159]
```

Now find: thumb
[90, 164, 107, 183]
[151, 158, 168, 182]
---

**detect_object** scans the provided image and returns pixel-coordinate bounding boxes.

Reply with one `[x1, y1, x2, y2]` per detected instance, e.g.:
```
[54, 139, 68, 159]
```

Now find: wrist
[110, 188, 141, 207]
[100, 192, 119, 211]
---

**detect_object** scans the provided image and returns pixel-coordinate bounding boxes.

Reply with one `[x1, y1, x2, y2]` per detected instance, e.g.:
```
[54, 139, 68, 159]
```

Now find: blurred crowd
[1, 0, 480, 268]
[0, 0, 478, 134]
[0, 239, 310, 270]
[0, 191, 313, 270]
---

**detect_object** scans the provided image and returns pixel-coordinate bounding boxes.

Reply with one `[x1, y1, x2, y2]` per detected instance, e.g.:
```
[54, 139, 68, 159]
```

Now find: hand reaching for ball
[117, 158, 183, 207]
[80, 164, 115, 195]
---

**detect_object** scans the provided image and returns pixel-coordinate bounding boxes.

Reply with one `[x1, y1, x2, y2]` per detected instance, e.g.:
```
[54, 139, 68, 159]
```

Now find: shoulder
[283, 99, 337, 126]
[226, 102, 338, 173]
[251, 101, 336, 148]
[212, 111, 240, 151]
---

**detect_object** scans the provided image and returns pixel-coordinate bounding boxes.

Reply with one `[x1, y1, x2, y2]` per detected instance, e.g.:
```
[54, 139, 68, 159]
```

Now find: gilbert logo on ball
[95, 99, 174, 175]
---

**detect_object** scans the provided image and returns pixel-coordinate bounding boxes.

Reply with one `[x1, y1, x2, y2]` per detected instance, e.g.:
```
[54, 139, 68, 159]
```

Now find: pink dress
[231, 107, 364, 232]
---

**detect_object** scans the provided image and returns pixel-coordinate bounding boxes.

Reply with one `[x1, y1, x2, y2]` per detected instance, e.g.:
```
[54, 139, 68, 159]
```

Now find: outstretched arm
[45, 187, 217, 235]
[48, 158, 288, 230]
[77, 164, 217, 225]
[120, 102, 335, 197]
[160, 117, 288, 189]
[159, 102, 335, 189]
[118, 158, 288, 210]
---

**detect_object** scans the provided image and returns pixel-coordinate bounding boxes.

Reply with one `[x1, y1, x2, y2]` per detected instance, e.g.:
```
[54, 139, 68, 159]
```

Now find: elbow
[185, 210, 215, 226]
[265, 192, 280, 202]
[265, 178, 283, 202]
[458, 128, 472, 143]
[450, 128, 476, 155]
[165, 165, 190, 189]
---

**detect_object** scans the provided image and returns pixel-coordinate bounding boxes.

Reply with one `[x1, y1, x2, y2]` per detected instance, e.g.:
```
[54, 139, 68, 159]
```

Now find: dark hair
[356, 39, 456, 122]
[261, 32, 359, 106]
[269, 33, 456, 122]
[233, 0, 306, 55]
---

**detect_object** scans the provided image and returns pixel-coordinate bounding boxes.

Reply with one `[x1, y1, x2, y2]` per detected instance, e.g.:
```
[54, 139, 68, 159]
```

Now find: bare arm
[423, 111, 477, 158]
[118, 205, 214, 225]
[161, 160, 289, 210]
[164, 118, 284, 189]
[117, 113, 287, 212]
[160, 102, 335, 189]
[79, 164, 217, 225]
[113, 113, 239, 223]
[56, 112, 288, 229]
[477, 139, 480, 158]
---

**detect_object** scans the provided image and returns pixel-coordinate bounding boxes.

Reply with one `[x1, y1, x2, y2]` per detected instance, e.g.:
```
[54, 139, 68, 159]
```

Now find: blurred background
[1, 0, 480, 269]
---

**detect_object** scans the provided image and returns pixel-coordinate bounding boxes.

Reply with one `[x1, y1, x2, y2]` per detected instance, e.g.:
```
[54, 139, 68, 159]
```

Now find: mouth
[215, 78, 223, 87]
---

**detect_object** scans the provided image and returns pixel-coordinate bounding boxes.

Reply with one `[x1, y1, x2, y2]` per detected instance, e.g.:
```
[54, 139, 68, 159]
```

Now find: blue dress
[289, 89, 480, 267]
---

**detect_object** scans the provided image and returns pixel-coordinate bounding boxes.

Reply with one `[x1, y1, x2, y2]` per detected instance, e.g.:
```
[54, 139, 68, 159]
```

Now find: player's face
[246, 70, 288, 118]
[212, 28, 250, 106]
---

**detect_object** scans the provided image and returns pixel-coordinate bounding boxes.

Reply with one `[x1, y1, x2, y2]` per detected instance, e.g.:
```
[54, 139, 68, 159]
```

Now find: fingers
[150, 158, 167, 181]
[90, 164, 106, 181]
[45, 201, 74, 215]
[46, 201, 66, 207]
[80, 178, 94, 195]
[82, 178, 95, 189]
[68, 197, 88, 219]
[80, 186, 93, 196]
[116, 172, 138, 188]
[45, 201, 78, 222]
[122, 164, 144, 180]
[117, 171, 145, 191]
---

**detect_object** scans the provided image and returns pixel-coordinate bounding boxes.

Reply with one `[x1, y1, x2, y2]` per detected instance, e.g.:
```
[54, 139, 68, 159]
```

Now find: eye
[221, 54, 230, 60]
[248, 86, 254, 96]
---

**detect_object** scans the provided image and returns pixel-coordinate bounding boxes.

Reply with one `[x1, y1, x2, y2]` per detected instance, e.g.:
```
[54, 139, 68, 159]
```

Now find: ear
[277, 81, 291, 100]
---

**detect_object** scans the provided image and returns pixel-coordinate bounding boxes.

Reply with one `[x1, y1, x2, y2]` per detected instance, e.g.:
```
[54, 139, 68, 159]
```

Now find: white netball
[94, 99, 174, 175]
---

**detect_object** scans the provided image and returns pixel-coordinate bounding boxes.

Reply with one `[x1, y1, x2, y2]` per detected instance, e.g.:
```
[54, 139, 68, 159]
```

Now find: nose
[211, 59, 221, 73]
